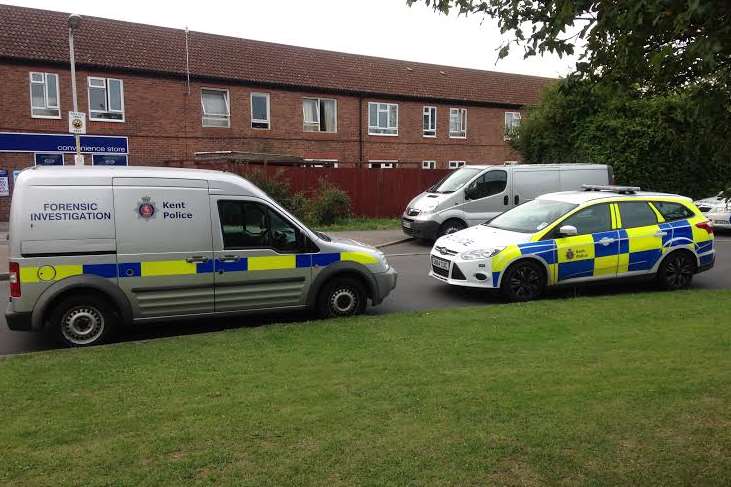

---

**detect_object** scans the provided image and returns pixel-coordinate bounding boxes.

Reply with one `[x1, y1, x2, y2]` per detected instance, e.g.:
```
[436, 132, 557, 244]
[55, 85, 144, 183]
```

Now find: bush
[513, 81, 731, 199]
[309, 179, 351, 226]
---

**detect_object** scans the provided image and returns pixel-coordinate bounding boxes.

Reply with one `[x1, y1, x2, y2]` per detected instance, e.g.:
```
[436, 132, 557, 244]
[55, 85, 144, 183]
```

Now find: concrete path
[324, 229, 409, 248]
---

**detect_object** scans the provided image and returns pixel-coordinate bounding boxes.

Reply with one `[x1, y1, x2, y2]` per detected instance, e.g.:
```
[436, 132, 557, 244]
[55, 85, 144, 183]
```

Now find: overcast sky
[5, 0, 579, 78]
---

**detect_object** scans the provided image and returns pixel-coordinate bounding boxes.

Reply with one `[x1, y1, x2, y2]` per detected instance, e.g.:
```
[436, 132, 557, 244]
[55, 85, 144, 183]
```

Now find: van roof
[462, 163, 609, 170]
[15, 166, 268, 198]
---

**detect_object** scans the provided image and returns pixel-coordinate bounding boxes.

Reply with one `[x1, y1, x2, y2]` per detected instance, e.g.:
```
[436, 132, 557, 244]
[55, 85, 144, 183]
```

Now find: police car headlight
[460, 247, 506, 260]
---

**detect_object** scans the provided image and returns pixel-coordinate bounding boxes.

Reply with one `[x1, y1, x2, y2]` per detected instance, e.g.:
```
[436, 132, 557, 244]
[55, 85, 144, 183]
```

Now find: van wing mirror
[558, 225, 578, 237]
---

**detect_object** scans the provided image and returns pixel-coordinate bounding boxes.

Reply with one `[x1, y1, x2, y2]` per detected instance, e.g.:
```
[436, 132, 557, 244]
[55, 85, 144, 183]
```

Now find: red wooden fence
[165, 160, 452, 218]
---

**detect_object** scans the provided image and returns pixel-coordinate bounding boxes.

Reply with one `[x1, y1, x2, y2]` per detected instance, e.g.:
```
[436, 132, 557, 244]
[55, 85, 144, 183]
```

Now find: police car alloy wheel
[50, 294, 117, 347]
[318, 278, 367, 318]
[500, 261, 546, 302]
[657, 251, 696, 291]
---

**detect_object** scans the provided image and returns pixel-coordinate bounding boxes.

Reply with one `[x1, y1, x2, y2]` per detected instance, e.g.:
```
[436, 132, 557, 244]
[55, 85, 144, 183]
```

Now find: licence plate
[431, 256, 450, 270]
[713, 219, 729, 225]
[402, 221, 412, 229]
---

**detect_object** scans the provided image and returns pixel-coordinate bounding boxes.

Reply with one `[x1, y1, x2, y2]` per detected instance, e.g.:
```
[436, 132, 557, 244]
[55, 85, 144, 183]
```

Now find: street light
[68, 13, 83, 165]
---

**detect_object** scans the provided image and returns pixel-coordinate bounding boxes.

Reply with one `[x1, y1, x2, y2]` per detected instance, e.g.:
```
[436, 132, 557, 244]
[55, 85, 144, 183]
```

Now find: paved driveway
[2, 236, 730, 356]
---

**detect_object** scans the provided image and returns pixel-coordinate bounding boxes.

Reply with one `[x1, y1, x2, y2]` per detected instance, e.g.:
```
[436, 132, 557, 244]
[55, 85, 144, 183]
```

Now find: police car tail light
[9, 262, 21, 298]
[695, 221, 714, 235]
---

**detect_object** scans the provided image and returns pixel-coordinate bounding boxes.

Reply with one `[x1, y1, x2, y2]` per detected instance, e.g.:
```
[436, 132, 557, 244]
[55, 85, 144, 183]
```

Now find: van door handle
[503, 195, 509, 205]
[185, 256, 209, 263]
[514, 195, 519, 205]
[219, 255, 240, 263]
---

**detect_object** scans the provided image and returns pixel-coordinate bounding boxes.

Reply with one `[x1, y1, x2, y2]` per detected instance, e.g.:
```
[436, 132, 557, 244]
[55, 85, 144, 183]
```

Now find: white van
[402, 164, 612, 240]
[5, 167, 397, 347]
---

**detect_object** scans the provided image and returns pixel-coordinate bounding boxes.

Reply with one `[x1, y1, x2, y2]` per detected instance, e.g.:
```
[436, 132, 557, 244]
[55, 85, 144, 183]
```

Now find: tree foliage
[512, 81, 731, 198]
[408, 0, 731, 93]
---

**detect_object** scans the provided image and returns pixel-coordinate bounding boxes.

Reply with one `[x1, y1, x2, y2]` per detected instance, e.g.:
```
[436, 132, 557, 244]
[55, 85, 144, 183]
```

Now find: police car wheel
[658, 251, 696, 291]
[500, 260, 546, 302]
[439, 219, 466, 237]
[317, 278, 367, 318]
[50, 294, 117, 347]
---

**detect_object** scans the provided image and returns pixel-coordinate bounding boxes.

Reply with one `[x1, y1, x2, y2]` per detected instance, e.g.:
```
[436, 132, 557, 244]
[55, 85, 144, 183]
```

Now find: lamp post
[68, 13, 84, 165]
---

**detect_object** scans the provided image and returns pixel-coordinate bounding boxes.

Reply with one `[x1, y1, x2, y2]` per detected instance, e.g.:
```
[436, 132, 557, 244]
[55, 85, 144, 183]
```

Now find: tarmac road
[2, 236, 730, 356]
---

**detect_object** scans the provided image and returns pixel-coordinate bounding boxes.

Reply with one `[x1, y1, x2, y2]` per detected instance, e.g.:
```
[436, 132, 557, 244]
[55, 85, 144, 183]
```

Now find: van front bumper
[401, 217, 440, 240]
[5, 309, 33, 331]
[372, 267, 398, 305]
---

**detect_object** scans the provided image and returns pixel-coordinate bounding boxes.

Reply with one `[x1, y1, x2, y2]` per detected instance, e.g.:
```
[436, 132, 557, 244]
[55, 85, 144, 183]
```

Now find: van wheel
[500, 260, 546, 302]
[657, 251, 696, 291]
[317, 278, 367, 318]
[438, 219, 466, 237]
[49, 294, 118, 347]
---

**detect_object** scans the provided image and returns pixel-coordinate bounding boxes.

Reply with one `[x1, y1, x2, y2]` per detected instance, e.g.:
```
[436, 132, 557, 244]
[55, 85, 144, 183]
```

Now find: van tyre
[657, 251, 696, 291]
[49, 293, 118, 347]
[439, 219, 466, 237]
[317, 278, 367, 318]
[500, 260, 546, 302]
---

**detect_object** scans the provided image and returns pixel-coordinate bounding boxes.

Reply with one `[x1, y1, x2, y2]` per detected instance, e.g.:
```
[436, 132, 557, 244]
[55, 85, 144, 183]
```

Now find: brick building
[0, 4, 552, 216]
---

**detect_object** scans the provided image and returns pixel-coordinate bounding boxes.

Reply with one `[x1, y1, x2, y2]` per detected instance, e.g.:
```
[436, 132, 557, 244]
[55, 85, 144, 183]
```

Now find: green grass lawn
[1, 291, 730, 486]
[315, 217, 400, 232]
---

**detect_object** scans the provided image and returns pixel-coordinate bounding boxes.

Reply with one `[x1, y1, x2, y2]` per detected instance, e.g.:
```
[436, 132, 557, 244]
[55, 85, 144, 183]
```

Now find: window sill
[31, 114, 62, 120]
[368, 132, 399, 137]
[90, 116, 125, 123]
[449, 135, 467, 139]
[423, 134, 437, 138]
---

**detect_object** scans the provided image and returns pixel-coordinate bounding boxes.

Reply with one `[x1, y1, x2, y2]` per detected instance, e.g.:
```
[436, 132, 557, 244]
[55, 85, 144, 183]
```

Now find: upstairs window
[423, 106, 436, 137]
[30, 72, 60, 118]
[504, 112, 521, 139]
[449, 108, 467, 138]
[251, 93, 271, 129]
[88, 77, 124, 121]
[201, 88, 230, 127]
[303, 98, 337, 132]
[368, 102, 398, 135]
[422, 160, 436, 169]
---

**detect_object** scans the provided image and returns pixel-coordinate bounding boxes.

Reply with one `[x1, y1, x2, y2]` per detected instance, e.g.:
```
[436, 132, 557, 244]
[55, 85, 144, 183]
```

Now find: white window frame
[449, 108, 467, 138]
[201, 88, 231, 128]
[448, 161, 466, 169]
[504, 111, 522, 140]
[29, 72, 61, 119]
[304, 159, 339, 168]
[303, 97, 337, 133]
[251, 92, 271, 130]
[422, 160, 436, 169]
[368, 160, 398, 169]
[88, 77, 125, 122]
[368, 102, 399, 136]
[423, 106, 437, 137]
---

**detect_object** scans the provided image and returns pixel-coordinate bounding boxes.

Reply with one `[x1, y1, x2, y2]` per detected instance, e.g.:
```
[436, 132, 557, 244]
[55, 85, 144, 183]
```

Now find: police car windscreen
[487, 199, 577, 233]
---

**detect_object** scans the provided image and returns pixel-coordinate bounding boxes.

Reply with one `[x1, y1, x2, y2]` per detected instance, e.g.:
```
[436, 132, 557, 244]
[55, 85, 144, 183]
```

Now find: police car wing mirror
[558, 225, 578, 237]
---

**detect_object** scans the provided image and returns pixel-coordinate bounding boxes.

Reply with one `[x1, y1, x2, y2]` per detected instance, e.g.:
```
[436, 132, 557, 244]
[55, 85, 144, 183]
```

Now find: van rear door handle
[219, 255, 240, 263]
[514, 195, 519, 205]
[185, 256, 209, 263]
[503, 195, 509, 205]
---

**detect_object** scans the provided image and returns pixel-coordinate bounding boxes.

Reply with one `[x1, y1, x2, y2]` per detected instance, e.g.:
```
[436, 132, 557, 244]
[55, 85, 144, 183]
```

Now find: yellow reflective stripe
[141, 260, 197, 277]
[19, 267, 39, 283]
[648, 202, 665, 223]
[341, 251, 379, 265]
[613, 203, 623, 228]
[248, 255, 296, 271]
[490, 245, 521, 272]
[55, 265, 84, 280]
[593, 255, 618, 277]
[19, 265, 83, 283]
[625, 226, 662, 252]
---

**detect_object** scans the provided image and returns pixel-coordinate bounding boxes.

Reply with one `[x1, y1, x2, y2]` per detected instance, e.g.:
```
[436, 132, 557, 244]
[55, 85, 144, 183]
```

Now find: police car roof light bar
[581, 184, 641, 195]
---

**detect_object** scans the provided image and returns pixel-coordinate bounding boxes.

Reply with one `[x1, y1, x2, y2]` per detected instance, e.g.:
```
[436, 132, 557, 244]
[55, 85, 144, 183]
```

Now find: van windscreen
[429, 167, 482, 194]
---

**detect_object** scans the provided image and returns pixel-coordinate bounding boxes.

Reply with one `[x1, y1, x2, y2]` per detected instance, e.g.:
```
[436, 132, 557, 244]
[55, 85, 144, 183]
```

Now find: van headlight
[460, 247, 506, 260]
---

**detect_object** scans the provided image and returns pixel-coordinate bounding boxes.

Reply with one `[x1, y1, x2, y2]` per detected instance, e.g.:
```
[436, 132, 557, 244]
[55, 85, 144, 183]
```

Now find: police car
[694, 192, 731, 230]
[430, 185, 715, 301]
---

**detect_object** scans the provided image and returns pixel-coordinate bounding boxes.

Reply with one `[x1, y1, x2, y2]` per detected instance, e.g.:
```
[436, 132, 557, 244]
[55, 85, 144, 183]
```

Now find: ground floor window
[422, 160, 436, 169]
[448, 161, 466, 169]
[304, 159, 338, 168]
[368, 160, 397, 169]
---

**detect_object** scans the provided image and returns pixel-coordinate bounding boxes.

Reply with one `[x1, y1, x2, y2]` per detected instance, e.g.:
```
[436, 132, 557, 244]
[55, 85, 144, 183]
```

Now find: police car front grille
[434, 246, 458, 256]
[432, 264, 449, 278]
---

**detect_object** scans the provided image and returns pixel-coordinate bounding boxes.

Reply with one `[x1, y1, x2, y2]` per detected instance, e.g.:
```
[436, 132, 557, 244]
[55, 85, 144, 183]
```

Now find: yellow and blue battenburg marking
[20, 251, 379, 282]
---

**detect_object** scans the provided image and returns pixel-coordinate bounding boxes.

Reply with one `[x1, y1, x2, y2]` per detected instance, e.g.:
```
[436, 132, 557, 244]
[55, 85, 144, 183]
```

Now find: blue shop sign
[34, 153, 64, 166]
[92, 154, 128, 166]
[0, 132, 128, 154]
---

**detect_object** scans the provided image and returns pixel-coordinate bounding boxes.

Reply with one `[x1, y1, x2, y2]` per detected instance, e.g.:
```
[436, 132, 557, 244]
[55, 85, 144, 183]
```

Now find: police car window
[468, 170, 507, 199]
[558, 204, 612, 236]
[653, 201, 693, 221]
[618, 202, 658, 228]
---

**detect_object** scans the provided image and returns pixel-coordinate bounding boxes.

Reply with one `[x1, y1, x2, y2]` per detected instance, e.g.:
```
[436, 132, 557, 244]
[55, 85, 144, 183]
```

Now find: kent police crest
[137, 196, 156, 219]
[565, 248, 575, 260]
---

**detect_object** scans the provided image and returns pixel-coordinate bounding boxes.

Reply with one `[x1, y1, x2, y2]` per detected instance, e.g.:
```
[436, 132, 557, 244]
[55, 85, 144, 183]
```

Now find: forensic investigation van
[5, 166, 397, 347]
[402, 163, 612, 240]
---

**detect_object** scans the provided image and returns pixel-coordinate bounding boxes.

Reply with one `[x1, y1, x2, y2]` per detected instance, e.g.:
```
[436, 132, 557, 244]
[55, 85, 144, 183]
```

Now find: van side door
[113, 178, 214, 318]
[211, 196, 312, 311]
[460, 169, 510, 225]
[512, 168, 560, 207]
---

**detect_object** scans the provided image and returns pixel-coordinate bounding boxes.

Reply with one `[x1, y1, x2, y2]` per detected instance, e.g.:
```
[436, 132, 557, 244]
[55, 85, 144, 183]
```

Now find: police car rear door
[113, 177, 214, 318]
[210, 196, 312, 311]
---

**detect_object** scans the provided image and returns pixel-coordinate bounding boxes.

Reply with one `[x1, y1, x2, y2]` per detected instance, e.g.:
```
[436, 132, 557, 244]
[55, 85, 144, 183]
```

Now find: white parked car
[694, 193, 731, 230]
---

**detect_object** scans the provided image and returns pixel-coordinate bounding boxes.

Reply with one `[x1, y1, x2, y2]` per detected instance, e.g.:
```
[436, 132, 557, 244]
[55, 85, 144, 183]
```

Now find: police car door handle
[219, 255, 240, 263]
[598, 237, 616, 246]
[186, 255, 209, 263]
[655, 231, 668, 237]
